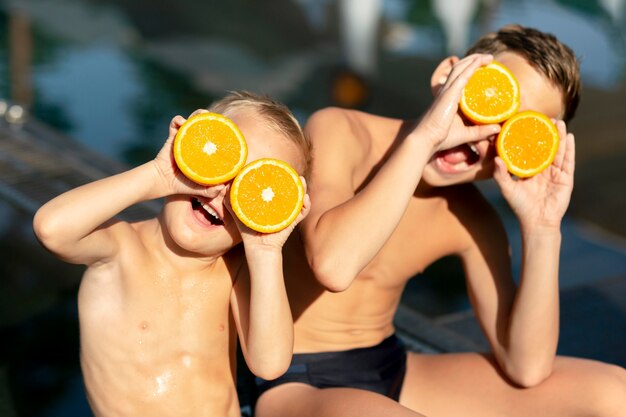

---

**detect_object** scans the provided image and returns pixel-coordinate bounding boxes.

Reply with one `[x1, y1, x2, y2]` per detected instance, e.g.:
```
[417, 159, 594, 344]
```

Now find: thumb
[493, 156, 513, 188]
[466, 123, 501, 143]
[201, 183, 227, 199]
[169, 115, 186, 137]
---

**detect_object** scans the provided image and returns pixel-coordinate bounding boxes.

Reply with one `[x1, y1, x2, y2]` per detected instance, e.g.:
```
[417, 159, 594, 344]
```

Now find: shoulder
[306, 108, 372, 144]
[306, 107, 352, 130]
[305, 108, 376, 164]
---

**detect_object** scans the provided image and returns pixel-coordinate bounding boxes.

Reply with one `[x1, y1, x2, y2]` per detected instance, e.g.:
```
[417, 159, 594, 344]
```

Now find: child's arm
[33, 114, 224, 266]
[495, 121, 574, 384]
[230, 188, 310, 379]
[301, 54, 501, 291]
[464, 122, 575, 387]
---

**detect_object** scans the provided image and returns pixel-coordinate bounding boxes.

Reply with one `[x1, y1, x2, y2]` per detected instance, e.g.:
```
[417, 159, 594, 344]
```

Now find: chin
[166, 217, 239, 257]
[422, 166, 473, 187]
[176, 231, 238, 257]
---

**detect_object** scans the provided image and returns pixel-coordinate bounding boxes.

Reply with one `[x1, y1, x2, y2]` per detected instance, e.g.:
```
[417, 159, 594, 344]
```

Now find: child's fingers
[552, 120, 568, 168]
[169, 115, 186, 137]
[493, 156, 514, 188]
[189, 109, 209, 117]
[222, 190, 252, 233]
[293, 177, 310, 222]
[444, 54, 493, 91]
[216, 184, 230, 206]
[205, 183, 227, 199]
[464, 124, 501, 144]
[444, 54, 487, 83]
[434, 54, 493, 114]
[562, 133, 576, 176]
[298, 194, 311, 220]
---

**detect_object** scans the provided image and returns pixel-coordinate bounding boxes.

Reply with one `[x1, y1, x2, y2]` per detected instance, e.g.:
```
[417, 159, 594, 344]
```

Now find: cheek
[421, 163, 440, 185]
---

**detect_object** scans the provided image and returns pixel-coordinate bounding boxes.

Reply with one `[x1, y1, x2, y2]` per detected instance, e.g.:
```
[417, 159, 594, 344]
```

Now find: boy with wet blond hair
[33, 91, 311, 417]
[255, 25, 626, 417]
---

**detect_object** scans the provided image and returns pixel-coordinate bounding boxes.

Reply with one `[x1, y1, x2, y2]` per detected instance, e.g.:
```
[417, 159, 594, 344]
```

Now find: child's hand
[493, 120, 575, 231]
[416, 54, 501, 153]
[226, 178, 311, 251]
[152, 111, 225, 199]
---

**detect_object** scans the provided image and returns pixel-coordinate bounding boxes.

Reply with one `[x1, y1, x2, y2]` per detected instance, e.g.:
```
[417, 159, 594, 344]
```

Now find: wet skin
[35, 108, 306, 417]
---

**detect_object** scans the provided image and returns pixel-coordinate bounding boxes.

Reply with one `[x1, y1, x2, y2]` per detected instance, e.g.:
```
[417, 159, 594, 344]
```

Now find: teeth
[201, 202, 220, 220]
[469, 144, 479, 156]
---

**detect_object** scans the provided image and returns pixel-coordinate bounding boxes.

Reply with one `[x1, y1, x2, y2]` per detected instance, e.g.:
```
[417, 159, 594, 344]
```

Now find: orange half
[496, 111, 559, 178]
[460, 61, 521, 124]
[174, 112, 248, 185]
[230, 158, 304, 233]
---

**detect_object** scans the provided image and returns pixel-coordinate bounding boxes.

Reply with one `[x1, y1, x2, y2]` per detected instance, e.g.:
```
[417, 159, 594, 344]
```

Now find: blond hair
[208, 91, 312, 179]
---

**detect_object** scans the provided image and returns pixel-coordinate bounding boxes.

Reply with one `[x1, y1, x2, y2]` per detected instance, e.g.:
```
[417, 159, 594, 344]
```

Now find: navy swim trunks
[255, 334, 407, 400]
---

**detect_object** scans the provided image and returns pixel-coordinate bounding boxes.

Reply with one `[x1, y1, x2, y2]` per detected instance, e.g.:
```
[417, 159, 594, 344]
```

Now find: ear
[430, 56, 460, 96]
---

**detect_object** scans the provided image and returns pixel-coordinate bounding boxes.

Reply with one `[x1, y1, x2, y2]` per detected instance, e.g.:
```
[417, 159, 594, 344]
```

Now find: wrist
[146, 160, 172, 200]
[520, 223, 562, 240]
[405, 127, 439, 160]
[244, 241, 283, 259]
[245, 245, 283, 274]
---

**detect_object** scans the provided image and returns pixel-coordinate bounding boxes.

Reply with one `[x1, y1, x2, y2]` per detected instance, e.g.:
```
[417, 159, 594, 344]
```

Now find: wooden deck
[0, 110, 160, 220]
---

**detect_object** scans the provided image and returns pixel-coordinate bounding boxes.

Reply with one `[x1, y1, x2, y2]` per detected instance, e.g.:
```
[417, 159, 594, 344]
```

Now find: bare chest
[360, 196, 460, 285]
[78, 256, 235, 347]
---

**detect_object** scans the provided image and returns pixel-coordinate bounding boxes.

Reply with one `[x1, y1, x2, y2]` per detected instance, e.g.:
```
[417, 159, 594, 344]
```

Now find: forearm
[33, 161, 162, 251]
[243, 248, 293, 379]
[307, 132, 434, 290]
[503, 227, 562, 386]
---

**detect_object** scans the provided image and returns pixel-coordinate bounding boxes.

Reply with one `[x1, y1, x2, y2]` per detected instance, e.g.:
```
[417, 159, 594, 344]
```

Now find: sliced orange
[230, 158, 304, 233]
[460, 61, 520, 124]
[496, 111, 559, 178]
[173, 112, 248, 185]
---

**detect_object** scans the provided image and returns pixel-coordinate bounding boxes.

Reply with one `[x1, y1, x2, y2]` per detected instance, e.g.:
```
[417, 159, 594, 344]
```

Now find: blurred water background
[0, 0, 625, 416]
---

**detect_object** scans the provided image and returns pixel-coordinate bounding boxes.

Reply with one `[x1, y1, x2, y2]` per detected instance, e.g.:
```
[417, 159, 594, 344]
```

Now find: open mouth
[191, 197, 224, 226]
[435, 143, 481, 172]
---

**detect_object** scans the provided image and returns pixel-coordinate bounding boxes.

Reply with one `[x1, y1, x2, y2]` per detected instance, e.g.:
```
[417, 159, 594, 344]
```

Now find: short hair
[208, 91, 312, 178]
[466, 24, 581, 122]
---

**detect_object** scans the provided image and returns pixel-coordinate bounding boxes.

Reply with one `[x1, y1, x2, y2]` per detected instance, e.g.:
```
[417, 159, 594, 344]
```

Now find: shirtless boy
[33, 91, 310, 417]
[255, 25, 626, 417]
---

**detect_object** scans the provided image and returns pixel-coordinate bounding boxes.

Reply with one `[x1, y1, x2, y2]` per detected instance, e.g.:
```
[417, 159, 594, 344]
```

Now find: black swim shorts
[255, 334, 407, 400]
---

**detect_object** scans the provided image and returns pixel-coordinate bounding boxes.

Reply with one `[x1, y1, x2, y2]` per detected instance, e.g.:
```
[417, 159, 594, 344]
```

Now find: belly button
[140, 321, 149, 330]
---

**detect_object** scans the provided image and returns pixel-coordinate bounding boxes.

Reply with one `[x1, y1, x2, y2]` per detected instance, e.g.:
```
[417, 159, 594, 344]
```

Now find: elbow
[32, 209, 59, 251]
[308, 253, 354, 293]
[33, 208, 76, 259]
[248, 358, 291, 381]
[504, 360, 554, 388]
